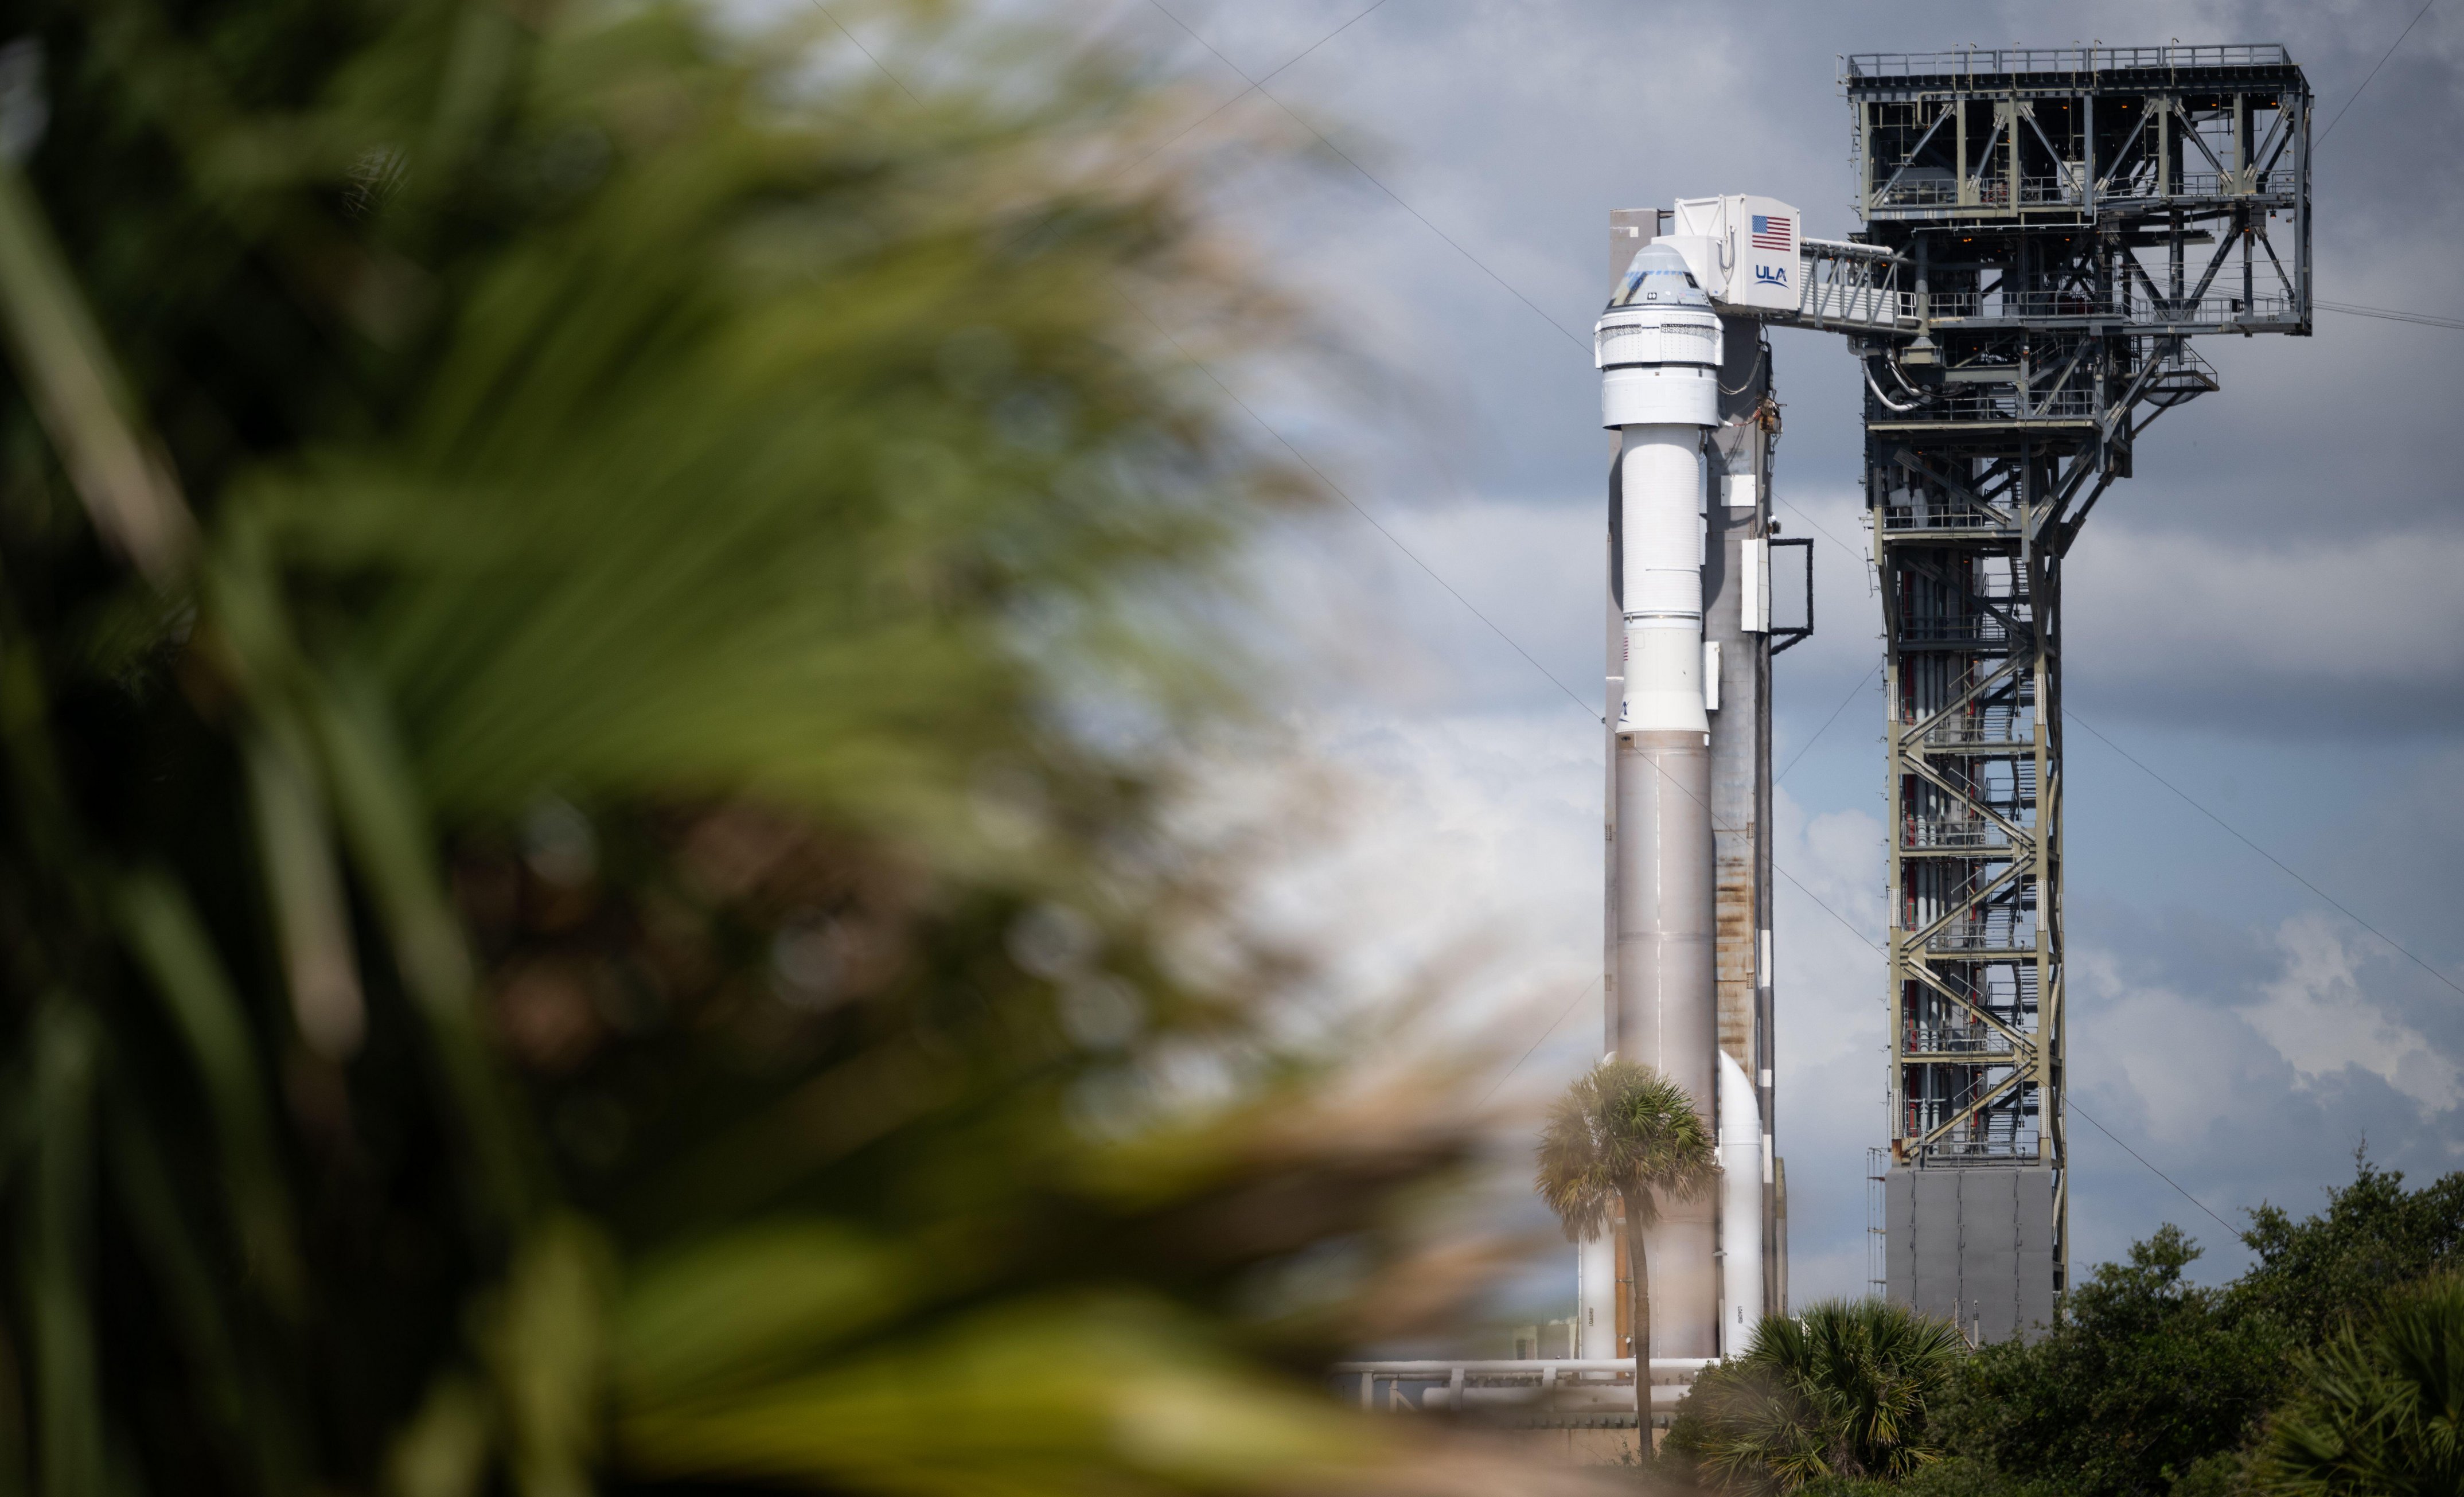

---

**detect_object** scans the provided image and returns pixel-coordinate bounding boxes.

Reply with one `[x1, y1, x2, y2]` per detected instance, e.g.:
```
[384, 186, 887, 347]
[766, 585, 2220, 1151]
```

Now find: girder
[1838, 44, 2312, 1313]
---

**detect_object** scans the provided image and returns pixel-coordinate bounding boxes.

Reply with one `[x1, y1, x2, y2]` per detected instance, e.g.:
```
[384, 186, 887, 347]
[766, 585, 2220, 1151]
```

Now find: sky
[832, 0, 2464, 1315]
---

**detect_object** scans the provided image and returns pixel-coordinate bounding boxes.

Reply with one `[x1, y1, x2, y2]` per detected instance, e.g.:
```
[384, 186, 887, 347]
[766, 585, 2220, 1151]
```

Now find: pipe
[1597, 242, 1722, 1360]
[1718, 1049, 1765, 1354]
[1421, 1384, 1690, 1413]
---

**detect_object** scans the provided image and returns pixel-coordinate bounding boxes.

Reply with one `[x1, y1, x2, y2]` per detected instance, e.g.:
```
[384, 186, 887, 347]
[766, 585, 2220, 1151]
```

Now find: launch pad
[1592, 43, 2312, 1353]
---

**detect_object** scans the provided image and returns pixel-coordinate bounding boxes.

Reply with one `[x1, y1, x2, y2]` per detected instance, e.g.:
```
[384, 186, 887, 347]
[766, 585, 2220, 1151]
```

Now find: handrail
[1844, 44, 2293, 79]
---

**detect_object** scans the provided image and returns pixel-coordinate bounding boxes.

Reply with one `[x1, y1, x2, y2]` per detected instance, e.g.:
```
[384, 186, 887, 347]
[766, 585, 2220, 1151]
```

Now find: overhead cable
[2065, 709, 2464, 1000]
[1124, 0, 1397, 181]
[2317, 299, 2464, 332]
[1475, 977, 1600, 1107]
[2317, 0, 2442, 145]
[1144, 0, 1592, 350]
[2071, 1105, 2242, 1239]
[1777, 664, 1881, 785]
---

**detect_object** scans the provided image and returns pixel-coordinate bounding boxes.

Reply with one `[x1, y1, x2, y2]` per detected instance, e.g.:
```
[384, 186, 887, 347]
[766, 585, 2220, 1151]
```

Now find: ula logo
[1755, 264, 1789, 287]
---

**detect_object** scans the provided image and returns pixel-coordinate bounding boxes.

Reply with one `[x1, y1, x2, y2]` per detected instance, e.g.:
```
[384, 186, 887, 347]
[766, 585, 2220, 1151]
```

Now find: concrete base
[1884, 1165, 2056, 1343]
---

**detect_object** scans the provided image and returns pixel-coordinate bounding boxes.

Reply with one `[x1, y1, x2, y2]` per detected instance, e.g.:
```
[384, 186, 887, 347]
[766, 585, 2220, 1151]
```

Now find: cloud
[2244, 913, 2464, 1112]
[1771, 787, 1890, 1303]
[2067, 521, 2464, 736]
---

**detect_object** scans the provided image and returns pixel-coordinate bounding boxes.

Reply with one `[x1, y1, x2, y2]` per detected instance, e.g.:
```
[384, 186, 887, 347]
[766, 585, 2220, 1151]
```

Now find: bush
[2233, 1159, 2464, 1346]
[1795, 1456, 2064, 1497]
[2248, 1272, 2464, 1495]
[1937, 1226, 2294, 1497]
[1662, 1299, 1967, 1493]
[0, 3, 1488, 1494]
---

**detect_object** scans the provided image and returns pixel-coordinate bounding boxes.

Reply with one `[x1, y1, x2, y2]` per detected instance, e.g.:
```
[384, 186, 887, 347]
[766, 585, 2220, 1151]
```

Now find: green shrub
[1663, 1299, 1967, 1493]
[1938, 1226, 2294, 1497]
[2248, 1272, 2464, 1495]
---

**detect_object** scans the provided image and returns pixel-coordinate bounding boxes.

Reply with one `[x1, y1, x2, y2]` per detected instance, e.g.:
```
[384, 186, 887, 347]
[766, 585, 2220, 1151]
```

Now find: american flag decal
[1750, 214, 1792, 251]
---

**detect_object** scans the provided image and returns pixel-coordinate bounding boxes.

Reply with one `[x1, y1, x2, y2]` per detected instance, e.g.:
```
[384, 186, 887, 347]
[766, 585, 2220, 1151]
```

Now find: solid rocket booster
[1597, 242, 1721, 1360]
[1719, 1049, 1764, 1354]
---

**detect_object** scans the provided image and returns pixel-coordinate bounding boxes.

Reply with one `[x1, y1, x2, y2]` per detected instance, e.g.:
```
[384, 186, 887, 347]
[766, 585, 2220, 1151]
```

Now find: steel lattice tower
[1839, 45, 2313, 1339]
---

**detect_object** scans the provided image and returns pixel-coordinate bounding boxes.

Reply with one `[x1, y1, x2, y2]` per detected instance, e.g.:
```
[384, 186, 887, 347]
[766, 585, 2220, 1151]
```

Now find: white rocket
[1582, 236, 1766, 1363]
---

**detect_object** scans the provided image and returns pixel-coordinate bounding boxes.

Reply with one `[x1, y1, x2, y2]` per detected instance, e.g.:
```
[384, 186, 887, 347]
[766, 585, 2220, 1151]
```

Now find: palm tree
[0, 3, 1525, 1494]
[1666, 1298, 1968, 1493]
[1535, 1059, 1719, 1448]
[2251, 1272, 2464, 1496]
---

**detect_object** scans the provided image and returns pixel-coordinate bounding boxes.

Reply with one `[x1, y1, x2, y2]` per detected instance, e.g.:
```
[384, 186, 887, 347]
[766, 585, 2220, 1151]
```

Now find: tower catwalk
[1842, 45, 2312, 1339]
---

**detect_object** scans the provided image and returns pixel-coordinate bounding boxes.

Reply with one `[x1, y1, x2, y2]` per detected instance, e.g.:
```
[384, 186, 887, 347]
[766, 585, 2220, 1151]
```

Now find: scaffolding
[1833, 45, 2312, 1332]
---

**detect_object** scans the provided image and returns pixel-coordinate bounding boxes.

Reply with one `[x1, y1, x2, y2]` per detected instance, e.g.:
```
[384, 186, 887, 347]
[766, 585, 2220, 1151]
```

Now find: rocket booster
[1597, 241, 1722, 1360]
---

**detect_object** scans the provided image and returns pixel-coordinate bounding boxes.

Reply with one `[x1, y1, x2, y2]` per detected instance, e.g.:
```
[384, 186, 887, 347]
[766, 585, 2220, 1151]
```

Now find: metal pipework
[1597, 242, 1721, 1360]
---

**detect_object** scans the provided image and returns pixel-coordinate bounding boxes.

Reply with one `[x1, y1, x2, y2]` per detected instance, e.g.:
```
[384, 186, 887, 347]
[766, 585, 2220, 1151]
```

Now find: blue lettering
[1755, 264, 1789, 286]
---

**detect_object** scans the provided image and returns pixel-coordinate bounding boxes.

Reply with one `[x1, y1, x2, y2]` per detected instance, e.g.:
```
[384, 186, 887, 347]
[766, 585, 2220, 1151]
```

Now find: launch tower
[1843, 45, 2311, 1338]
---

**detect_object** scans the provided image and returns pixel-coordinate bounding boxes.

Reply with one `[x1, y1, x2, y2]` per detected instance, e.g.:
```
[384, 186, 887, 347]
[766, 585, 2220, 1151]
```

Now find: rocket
[1581, 232, 1774, 1365]
[1595, 240, 1724, 1361]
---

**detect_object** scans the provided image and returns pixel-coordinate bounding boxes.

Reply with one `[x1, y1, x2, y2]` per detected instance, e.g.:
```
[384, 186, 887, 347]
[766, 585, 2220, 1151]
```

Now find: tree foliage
[1535, 1058, 1715, 1458]
[1664, 1299, 1968, 1494]
[2248, 1272, 2464, 1497]
[0, 3, 1519, 1495]
[2234, 1159, 2464, 1348]
[1535, 1060, 1718, 1246]
[1938, 1226, 2295, 1497]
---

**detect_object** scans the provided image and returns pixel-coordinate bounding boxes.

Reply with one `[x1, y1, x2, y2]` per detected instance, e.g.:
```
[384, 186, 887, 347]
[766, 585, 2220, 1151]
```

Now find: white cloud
[2243, 913, 2464, 1112]
[2067, 523, 2464, 722]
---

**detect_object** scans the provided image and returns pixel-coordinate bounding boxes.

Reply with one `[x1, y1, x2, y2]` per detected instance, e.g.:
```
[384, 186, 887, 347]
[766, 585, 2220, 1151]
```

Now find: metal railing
[1882, 502, 2014, 532]
[1905, 817, 2011, 850]
[1926, 917, 2037, 953]
[1905, 1025, 2018, 1056]
[1874, 177, 1960, 208]
[1913, 288, 2291, 326]
[1803, 279, 1916, 328]
[1917, 1135, 2044, 1162]
[1875, 168, 2294, 214]
[1902, 387, 2100, 422]
[1898, 615, 2017, 645]
[1787, 243, 1918, 332]
[1904, 713, 2035, 746]
[1846, 45, 2292, 79]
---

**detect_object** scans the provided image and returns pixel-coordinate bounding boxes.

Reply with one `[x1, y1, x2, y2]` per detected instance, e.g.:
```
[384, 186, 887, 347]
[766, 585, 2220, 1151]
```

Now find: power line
[1110, 287, 1603, 723]
[2318, 0, 2441, 145]
[1122, 0, 1395, 181]
[825, 2, 1596, 726]
[1144, 0, 1591, 350]
[2318, 299, 2464, 332]
[2064, 709, 2464, 1000]
[1145, 0, 1915, 665]
[1778, 664, 1881, 785]
[2071, 1102, 2240, 1240]
[1124, 30, 2298, 1261]
[1476, 977, 1598, 1108]
[809, 2, 919, 103]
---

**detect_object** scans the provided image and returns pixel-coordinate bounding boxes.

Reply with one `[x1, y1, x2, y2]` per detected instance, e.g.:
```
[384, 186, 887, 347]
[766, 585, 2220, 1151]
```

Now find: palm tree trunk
[1623, 1189, 1651, 1458]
